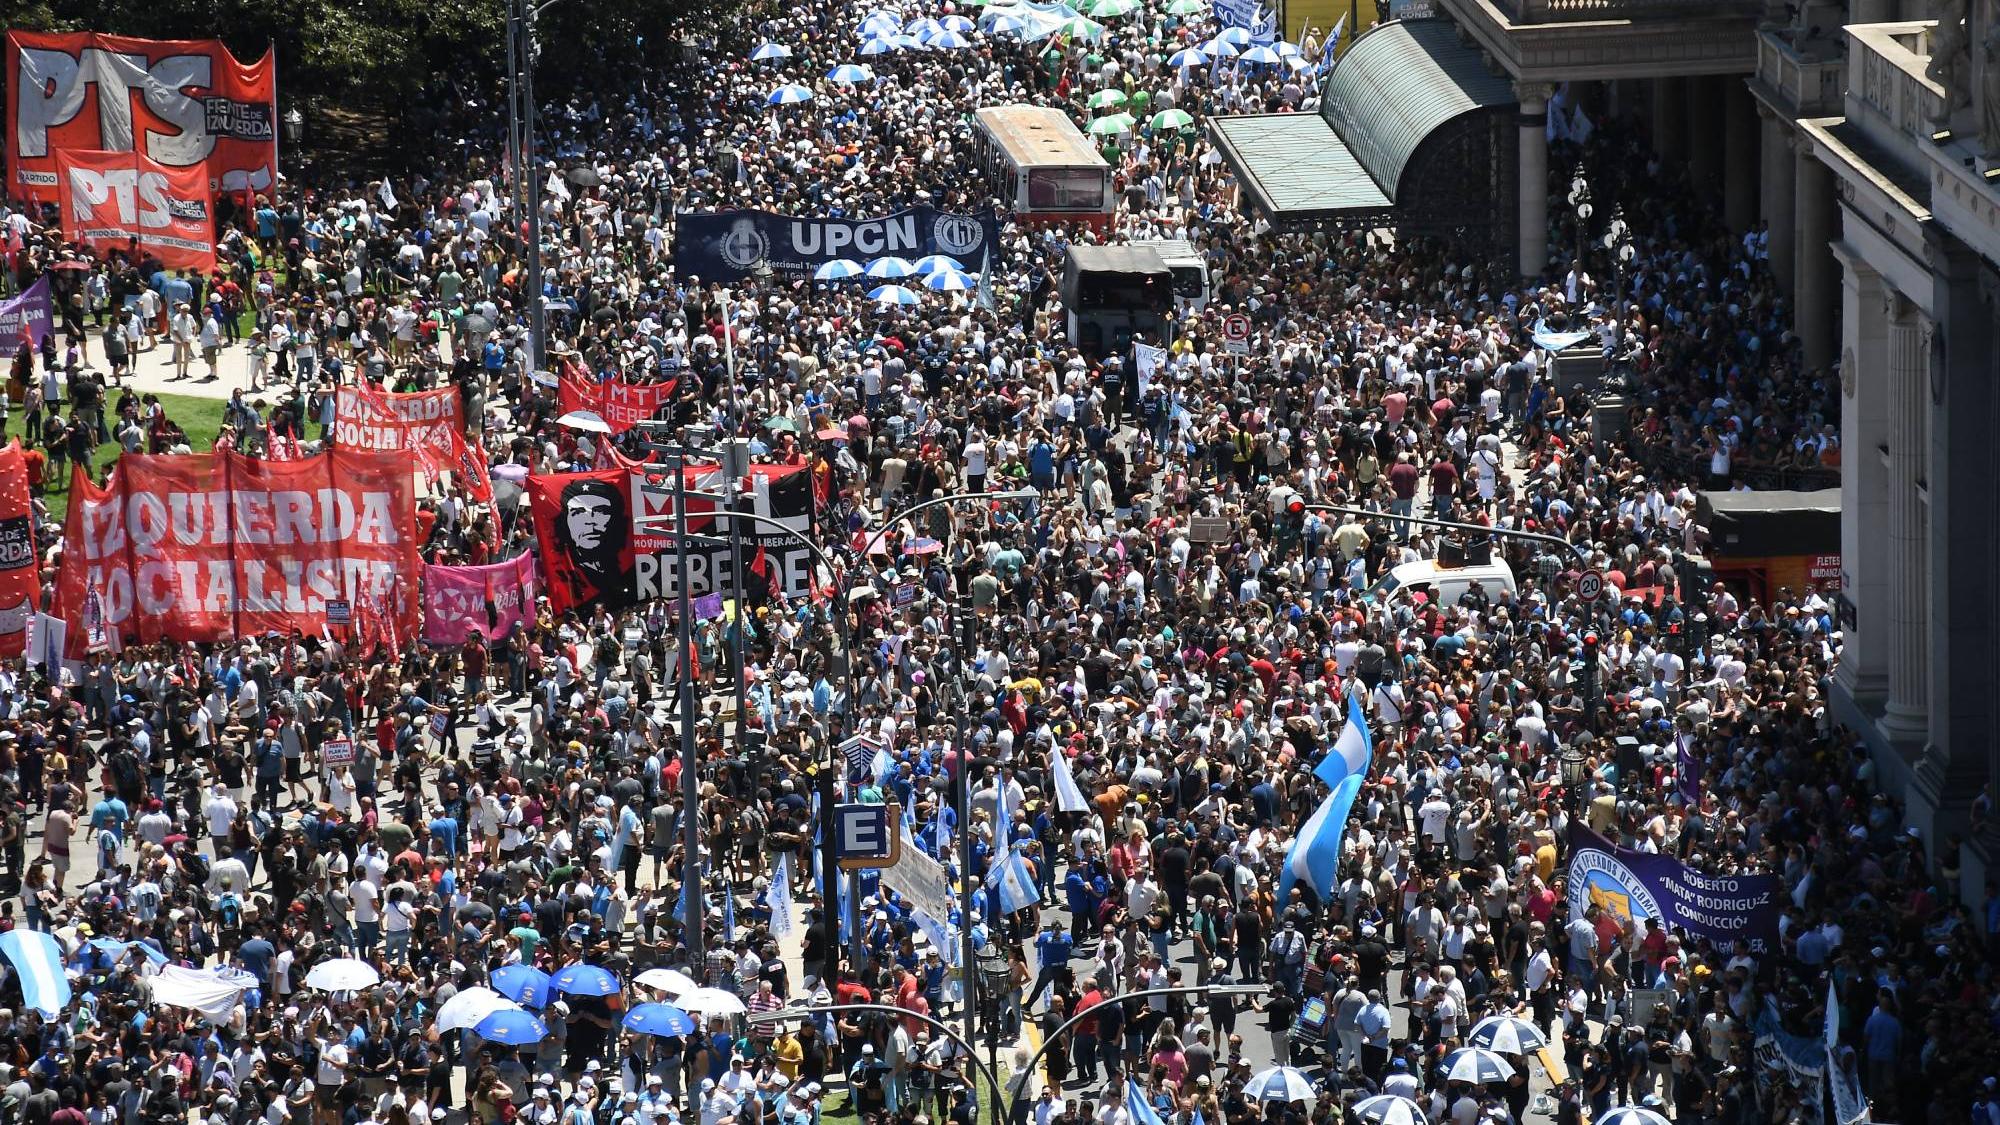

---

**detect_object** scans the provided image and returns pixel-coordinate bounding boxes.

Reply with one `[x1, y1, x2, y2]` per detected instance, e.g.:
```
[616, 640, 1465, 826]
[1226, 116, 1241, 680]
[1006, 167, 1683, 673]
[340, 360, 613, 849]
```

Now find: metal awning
[1206, 114, 1392, 221]
[1206, 19, 1516, 226]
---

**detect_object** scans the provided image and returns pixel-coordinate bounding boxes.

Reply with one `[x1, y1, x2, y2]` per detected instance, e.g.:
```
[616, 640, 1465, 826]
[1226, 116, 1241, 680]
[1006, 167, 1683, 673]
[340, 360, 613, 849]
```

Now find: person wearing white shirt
[204, 784, 240, 839]
[169, 304, 198, 379]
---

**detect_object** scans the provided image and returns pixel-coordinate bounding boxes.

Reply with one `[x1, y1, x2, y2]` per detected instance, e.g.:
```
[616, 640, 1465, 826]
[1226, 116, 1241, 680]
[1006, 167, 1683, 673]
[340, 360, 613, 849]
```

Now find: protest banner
[674, 205, 1001, 280]
[1567, 824, 1780, 954]
[52, 449, 420, 645]
[321, 739, 354, 766]
[0, 443, 35, 657]
[420, 552, 541, 645]
[529, 460, 815, 613]
[55, 148, 216, 273]
[5, 31, 278, 202]
[333, 386, 490, 500]
[0, 278, 54, 358]
[556, 377, 678, 433]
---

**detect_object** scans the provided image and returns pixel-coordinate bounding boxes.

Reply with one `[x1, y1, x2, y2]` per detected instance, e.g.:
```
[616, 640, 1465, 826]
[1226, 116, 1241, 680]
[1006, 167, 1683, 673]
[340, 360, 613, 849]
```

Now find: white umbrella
[1242, 1066, 1317, 1103]
[927, 30, 973, 48]
[435, 986, 523, 1033]
[767, 84, 815, 106]
[1351, 1095, 1427, 1125]
[869, 284, 923, 306]
[1596, 1109, 1672, 1125]
[1441, 1047, 1516, 1084]
[1214, 25, 1253, 45]
[634, 967, 700, 996]
[556, 410, 612, 433]
[304, 958, 380, 992]
[1168, 46, 1210, 67]
[1238, 44, 1282, 64]
[923, 269, 976, 292]
[940, 14, 976, 31]
[677, 987, 749, 1015]
[865, 256, 919, 279]
[750, 43, 792, 60]
[1467, 1015, 1550, 1055]
[814, 258, 867, 281]
[858, 37, 902, 54]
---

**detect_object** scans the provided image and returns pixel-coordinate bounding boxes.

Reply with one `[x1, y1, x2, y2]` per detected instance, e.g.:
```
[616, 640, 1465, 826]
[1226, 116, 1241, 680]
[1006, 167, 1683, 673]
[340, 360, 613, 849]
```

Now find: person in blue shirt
[1029, 918, 1074, 1007]
[1862, 990, 1902, 1115]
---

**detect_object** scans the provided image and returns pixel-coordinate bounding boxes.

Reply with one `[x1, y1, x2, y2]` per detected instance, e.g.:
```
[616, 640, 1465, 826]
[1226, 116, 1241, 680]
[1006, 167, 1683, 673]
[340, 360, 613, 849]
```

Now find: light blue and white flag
[1049, 743, 1091, 813]
[1312, 692, 1374, 792]
[987, 850, 1039, 915]
[0, 931, 70, 1018]
[1281, 693, 1374, 910]
[723, 886, 737, 942]
[766, 853, 798, 938]
[1128, 1079, 1170, 1125]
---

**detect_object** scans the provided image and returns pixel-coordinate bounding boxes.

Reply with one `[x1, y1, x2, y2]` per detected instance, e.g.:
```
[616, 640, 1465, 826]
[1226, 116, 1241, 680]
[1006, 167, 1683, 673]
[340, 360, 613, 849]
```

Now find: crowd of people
[0, 1, 1995, 1125]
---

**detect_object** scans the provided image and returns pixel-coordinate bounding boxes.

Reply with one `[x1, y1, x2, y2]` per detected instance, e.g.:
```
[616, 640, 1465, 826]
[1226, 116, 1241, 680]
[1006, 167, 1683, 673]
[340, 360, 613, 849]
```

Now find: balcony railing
[1757, 27, 1845, 116]
[1494, 0, 1761, 23]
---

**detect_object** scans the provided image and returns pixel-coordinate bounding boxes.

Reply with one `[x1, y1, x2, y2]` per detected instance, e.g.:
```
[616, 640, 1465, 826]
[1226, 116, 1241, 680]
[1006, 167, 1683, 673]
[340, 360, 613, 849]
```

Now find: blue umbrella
[1214, 25, 1253, 45]
[623, 1003, 698, 1039]
[767, 84, 814, 106]
[869, 284, 923, 306]
[750, 43, 792, 60]
[490, 965, 553, 1008]
[940, 14, 977, 31]
[904, 17, 945, 38]
[923, 269, 976, 292]
[928, 30, 973, 48]
[857, 12, 902, 36]
[865, 256, 918, 279]
[912, 254, 964, 274]
[1204, 36, 1240, 56]
[892, 33, 929, 49]
[987, 13, 1027, 33]
[473, 1008, 549, 1046]
[552, 963, 621, 997]
[1168, 46, 1210, 67]
[858, 36, 902, 54]
[814, 259, 866, 281]
[827, 63, 876, 83]
[1238, 44, 1282, 64]
[1273, 40, 1302, 56]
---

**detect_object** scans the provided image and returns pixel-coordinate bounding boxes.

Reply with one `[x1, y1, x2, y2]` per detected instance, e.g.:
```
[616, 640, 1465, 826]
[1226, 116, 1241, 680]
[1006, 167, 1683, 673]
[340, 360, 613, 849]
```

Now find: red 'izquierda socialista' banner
[53, 450, 419, 646]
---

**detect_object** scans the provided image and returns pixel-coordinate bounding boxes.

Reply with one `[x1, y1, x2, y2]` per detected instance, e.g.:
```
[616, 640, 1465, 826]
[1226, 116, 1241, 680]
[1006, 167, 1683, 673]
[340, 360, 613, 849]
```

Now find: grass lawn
[39, 391, 230, 520]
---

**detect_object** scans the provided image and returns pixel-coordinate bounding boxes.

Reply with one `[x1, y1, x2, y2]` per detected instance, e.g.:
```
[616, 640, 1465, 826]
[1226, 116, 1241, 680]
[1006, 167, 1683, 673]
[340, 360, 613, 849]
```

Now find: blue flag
[1127, 1079, 1168, 1125]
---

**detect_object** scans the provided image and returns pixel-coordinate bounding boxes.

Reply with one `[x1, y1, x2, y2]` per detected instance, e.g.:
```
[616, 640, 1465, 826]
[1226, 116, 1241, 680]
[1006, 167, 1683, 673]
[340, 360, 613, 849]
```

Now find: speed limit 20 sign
[1576, 570, 1605, 601]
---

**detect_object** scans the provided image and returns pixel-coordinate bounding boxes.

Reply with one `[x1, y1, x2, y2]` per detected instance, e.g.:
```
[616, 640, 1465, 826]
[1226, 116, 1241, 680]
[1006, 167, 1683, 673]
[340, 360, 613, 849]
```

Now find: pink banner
[420, 552, 540, 645]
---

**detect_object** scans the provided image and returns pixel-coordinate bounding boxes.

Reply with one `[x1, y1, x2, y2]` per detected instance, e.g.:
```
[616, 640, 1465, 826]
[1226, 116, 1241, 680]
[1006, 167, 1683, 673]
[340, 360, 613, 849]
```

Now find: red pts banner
[332, 386, 489, 499]
[54, 450, 420, 645]
[0, 442, 37, 657]
[557, 377, 678, 433]
[5, 31, 278, 203]
[56, 148, 216, 273]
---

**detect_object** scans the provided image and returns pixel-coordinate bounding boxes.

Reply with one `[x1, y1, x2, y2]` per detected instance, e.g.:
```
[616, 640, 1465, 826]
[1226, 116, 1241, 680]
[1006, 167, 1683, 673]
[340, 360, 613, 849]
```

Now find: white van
[1135, 238, 1210, 311]
[1366, 558, 1518, 608]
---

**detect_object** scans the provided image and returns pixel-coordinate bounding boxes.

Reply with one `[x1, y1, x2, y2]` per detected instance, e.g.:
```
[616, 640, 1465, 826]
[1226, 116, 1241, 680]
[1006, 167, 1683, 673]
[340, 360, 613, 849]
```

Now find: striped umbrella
[868, 284, 923, 306]
[1595, 1110, 1672, 1125]
[1087, 112, 1135, 135]
[814, 259, 866, 281]
[1238, 44, 1282, 64]
[1441, 1048, 1516, 1085]
[923, 269, 977, 292]
[1149, 108, 1194, 130]
[865, 256, 919, 279]
[940, 14, 977, 31]
[857, 12, 902, 36]
[1214, 25, 1253, 44]
[927, 29, 973, 48]
[858, 36, 902, 54]
[912, 254, 965, 274]
[750, 43, 793, 60]
[766, 84, 815, 106]
[827, 63, 876, 82]
[1168, 46, 1210, 67]
[1467, 1015, 1549, 1055]
[1204, 36, 1240, 57]
[1351, 1096, 1427, 1125]
[1087, 88, 1128, 109]
[1166, 0, 1209, 12]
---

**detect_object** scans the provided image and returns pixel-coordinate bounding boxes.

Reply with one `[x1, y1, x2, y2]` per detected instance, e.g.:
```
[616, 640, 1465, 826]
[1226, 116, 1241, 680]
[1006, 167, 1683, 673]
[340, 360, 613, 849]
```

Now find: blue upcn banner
[1566, 824, 1780, 954]
[673, 206, 1002, 281]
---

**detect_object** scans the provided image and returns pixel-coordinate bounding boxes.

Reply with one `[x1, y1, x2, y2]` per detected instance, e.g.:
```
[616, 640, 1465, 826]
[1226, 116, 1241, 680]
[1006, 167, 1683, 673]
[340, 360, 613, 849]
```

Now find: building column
[1795, 141, 1838, 369]
[1834, 244, 1890, 709]
[1518, 82, 1553, 280]
[1879, 293, 1929, 746]
[1760, 104, 1797, 294]
[1688, 77, 1723, 197]
[1724, 84, 1758, 231]
[1653, 77, 1687, 162]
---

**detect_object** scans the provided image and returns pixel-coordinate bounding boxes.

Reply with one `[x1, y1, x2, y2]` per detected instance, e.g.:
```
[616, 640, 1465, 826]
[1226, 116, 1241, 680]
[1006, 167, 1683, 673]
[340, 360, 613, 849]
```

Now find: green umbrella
[1087, 112, 1135, 135]
[1149, 108, 1194, 130]
[1089, 0, 1139, 16]
[764, 415, 801, 434]
[1166, 0, 1209, 13]
[1059, 15, 1106, 39]
[1086, 88, 1128, 109]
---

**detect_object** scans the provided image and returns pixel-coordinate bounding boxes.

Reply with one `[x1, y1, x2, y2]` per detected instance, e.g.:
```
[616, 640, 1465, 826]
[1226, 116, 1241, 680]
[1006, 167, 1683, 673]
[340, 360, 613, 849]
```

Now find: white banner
[881, 828, 954, 923]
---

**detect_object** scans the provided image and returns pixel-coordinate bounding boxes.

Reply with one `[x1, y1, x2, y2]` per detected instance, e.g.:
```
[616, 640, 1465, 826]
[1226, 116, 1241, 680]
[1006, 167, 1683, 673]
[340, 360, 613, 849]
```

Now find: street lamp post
[1298, 503, 1591, 568]
[636, 473, 1032, 995]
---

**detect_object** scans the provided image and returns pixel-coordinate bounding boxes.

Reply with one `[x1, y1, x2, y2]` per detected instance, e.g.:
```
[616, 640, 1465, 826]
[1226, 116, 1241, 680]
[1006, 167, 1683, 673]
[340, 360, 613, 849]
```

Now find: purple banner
[1676, 732, 1702, 804]
[1566, 824, 1780, 955]
[420, 553, 541, 645]
[0, 278, 53, 359]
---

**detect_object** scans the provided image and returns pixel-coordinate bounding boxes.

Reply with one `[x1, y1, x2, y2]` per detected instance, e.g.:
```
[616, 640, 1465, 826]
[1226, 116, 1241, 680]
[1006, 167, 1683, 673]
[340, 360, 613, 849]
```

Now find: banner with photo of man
[1566, 824, 1780, 954]
[674, 205, 1001, 281]
[527, 461, 816, 614]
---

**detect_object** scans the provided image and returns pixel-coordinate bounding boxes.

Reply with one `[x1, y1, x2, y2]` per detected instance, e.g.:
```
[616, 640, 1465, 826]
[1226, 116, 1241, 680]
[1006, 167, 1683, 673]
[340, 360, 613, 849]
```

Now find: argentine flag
[1128, 1079, 1169, 1125]
[984, 771, 1037, 914]
[1279, 693, 1374, 910]
[0, 931, 70, 1018]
